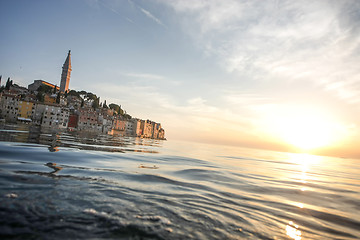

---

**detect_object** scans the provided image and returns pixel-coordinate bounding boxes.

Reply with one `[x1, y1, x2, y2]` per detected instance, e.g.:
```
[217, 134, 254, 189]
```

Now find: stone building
[140, 120, 153, 138]
[112, 117, 126, 135]
[77, 108, 101, 132]
[152, 122, 161, 139]
[18, 100, 34, 120]
[31, 103, 47, 124]
[98, 109, 113, 134]
[44, 93, 57, 104]
[68, 114, 79, 129]
[158, 128, 165, 139]
[130, 118, 142, 137]
[0, 93, 20, 122]
[28, 80, 59, 92]
[60, 50, 72, 93]
[41, 105, 69, 128]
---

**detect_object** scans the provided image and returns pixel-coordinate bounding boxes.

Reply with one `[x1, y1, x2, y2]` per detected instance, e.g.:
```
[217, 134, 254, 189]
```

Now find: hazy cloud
[124, 72, 165, 80]
[160, 0, 360, 104]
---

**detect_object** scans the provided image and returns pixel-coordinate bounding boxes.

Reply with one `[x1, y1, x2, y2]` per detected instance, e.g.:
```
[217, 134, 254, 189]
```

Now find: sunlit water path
[0, 124, 359, 239]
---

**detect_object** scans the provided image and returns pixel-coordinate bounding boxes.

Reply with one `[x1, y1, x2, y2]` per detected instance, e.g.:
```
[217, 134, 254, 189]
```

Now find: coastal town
[0, 51, 166, 140]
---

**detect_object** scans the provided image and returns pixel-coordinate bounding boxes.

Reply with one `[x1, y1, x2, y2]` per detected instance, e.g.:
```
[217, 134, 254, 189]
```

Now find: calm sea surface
[0, 123, 359, 239]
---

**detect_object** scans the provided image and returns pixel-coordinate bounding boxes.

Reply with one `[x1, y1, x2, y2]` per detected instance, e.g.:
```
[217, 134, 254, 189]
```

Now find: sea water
[0, 123, 359, 239]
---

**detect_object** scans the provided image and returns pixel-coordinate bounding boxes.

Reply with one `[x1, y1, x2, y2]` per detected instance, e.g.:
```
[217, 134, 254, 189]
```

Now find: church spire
[60, 50, 72, 93]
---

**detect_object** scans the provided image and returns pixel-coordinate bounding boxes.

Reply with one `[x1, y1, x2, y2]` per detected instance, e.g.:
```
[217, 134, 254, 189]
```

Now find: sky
[1, 0, 360, 158]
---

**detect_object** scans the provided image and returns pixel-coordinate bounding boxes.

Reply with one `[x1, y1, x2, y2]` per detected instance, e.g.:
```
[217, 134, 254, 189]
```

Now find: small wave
[5, 193, 18, 198]
[135, 215, 171, 225]
[1, 125, 360, 239]
[139, 164, 159, 169]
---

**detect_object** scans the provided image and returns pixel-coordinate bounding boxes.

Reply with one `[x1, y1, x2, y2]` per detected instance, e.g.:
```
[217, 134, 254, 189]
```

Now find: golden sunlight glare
[267, 107, 347, 151]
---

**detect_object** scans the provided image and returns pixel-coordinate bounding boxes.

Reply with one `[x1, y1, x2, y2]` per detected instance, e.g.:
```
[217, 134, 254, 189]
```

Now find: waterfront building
[98, 110, 113, 134]
[125, 120, 134, 135]
[130, 118, 142, 137]
[151, 122, 162, 139]
[140, 120, 153, 138]
[60, 50, 72, 93]
[77, 108, 101, 132]
[31, 103, 47, 124]
[18, 100, 34, 120]
[158, 128, 165, 139]
[112, 117, 126, 134]
[41, 105, 69, 128]
[68, 114, 79, 129]
[0, 93, 20, 122]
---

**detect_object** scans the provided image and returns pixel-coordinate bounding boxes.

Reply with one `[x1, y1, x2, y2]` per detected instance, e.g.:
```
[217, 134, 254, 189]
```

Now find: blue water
[0, 123, 359, 239]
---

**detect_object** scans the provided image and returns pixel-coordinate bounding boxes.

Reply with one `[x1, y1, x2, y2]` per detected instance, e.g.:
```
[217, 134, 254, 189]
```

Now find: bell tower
[60, 50, 72, 93]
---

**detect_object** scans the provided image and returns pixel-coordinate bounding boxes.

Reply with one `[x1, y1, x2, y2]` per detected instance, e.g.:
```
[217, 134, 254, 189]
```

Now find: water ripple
[0, 125, 359, 239]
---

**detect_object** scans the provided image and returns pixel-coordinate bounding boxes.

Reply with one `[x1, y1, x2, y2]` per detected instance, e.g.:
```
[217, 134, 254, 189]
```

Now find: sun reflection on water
[287, 153, 323, 167]
[282, 153, 324, 240]
[286, 221, 302, 240]
[286, 153, 324, 184]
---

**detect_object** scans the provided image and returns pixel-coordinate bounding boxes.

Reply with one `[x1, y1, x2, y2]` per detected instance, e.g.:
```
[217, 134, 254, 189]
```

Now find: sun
[278, 115, 333, 150]
[267, 107, 344, 151]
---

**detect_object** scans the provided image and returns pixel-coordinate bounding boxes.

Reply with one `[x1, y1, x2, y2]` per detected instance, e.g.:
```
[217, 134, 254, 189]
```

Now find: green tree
[56, 92, 61, 104]
[103, 100, 108, 109]
[109, 103, 121, 114]
[123, 113, 132, 120]
[92, 97, 100, 109]
[68, 90, 80, 97]
[37, 85, 53, 93]
[86, 92, 97, 101]
[36, 92, 44, 102]
[5, 77, 11, 90]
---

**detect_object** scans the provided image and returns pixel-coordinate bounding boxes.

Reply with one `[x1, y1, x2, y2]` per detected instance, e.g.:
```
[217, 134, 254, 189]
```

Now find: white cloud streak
[85, 0, 135, 23]
[139, 7, 167, 29]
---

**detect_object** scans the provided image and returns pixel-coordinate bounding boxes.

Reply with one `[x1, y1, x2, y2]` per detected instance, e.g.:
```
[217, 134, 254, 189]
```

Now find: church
[60, 50, 72, 93]
[27, 50, 72, 93]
